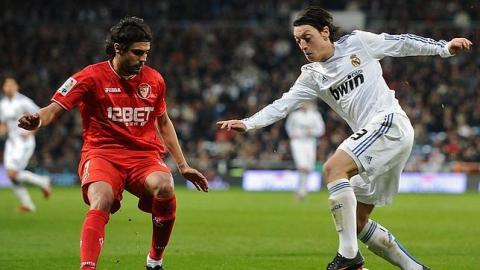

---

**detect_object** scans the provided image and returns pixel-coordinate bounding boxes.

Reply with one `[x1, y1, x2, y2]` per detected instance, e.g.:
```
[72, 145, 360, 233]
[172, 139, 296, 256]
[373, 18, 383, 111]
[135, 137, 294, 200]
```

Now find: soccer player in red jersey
[18, 17, 209, 270]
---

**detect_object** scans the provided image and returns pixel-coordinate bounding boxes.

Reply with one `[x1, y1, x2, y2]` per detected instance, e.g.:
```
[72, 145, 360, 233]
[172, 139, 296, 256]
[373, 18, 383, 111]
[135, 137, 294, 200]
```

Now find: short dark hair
[105, 16, 152, 58]
[293, 6, 339, 41]
[2, 75, 16, 85]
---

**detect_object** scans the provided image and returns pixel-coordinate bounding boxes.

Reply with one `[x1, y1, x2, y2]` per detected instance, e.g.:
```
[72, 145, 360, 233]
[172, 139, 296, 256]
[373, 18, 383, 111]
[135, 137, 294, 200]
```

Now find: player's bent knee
[323, 161, 342, 182]
[87, 182, 115, 212]
[322, 162, 333, 178]
[153, 181, 175, 197]
[145, 172, 175, 198]
[7, 170, 18, 181]
[89, 194, 114, 212]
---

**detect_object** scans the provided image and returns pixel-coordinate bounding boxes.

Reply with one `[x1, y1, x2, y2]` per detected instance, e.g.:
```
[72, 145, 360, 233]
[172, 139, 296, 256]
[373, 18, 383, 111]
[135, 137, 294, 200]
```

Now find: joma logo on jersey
[329, 70, 364, 101]
[104, 87, 121, 93]
[107, 106, 154, 126]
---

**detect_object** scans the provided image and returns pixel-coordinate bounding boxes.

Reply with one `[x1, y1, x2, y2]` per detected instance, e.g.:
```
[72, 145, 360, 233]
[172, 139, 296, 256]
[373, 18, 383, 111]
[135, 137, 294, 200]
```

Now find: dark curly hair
[105, 16, 152, 58]
[293, 6, 340, 41]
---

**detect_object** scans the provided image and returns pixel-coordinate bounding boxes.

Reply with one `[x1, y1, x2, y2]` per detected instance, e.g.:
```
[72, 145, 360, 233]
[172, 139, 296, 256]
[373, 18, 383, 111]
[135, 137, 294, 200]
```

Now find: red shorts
[78, 149, 171, 214]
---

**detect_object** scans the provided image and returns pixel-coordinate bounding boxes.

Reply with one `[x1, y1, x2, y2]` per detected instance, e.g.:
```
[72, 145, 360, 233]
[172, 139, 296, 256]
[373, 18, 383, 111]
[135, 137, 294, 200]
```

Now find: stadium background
[1, 0, 479, 188]
[1, 1, 479, 269]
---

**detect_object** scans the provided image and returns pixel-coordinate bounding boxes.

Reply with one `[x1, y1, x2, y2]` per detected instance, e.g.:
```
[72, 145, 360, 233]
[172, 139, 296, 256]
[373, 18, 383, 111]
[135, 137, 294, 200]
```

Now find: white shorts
[290, 138, 317, 171]
[4, 138, 35, 171]
[338, 113, 414, 206]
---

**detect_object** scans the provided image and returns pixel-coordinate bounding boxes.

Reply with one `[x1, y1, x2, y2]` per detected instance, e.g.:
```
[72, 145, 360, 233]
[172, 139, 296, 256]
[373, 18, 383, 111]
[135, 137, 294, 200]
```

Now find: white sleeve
[311, 111, 325, 137]
[242, 71, 319, 131]
[355, 30, 452, 60]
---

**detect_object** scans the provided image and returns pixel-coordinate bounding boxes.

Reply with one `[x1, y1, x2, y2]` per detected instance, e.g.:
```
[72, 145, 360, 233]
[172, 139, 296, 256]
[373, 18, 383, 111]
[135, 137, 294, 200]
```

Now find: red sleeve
[51, 67, 93, 110]
[155, 72, 167, 116]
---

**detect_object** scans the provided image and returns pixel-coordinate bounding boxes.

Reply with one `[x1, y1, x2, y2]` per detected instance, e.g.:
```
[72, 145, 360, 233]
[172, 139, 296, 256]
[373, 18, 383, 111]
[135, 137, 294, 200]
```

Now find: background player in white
[0, 77, 51, 212]
[285, 101, 324, 201]
[218, 6, 472, 270]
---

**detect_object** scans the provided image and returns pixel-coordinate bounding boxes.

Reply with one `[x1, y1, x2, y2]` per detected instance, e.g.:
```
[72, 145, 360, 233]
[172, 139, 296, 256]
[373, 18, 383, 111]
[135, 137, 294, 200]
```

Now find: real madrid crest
[137, 83, 151, 99]
[350, 54, 361, 67]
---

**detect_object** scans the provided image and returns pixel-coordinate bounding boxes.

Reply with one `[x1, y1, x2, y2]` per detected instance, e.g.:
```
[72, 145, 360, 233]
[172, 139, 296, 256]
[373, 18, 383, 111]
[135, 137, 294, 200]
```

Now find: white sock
[16, 171, 49, 188]
[12, 183, 36, 210]
[297, 171, 308, 197]
[146, 255, 163, 267]
[358, 219, 427, 270]
[327, 178, 358, 258]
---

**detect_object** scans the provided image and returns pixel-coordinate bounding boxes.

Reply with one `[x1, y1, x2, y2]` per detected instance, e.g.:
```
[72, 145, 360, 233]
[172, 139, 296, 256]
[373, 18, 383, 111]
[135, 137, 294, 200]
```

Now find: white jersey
[286, 108, 325, 171]
[0, 93, 40, 141]
[285, 108, 325, 140]
[242, 30, 452, 132]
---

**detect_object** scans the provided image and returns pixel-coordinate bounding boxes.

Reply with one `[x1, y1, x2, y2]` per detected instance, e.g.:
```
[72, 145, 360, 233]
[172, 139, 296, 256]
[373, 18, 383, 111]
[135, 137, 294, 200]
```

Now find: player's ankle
[146, 255, 163, 267]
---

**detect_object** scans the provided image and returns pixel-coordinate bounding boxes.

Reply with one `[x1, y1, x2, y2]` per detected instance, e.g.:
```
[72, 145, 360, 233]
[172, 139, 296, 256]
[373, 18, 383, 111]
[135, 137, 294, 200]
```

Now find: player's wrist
[240, 119, 253, 132]
[177, 162, 188, 170]
[442, 41, 454, 57]
[35, 119, 42, 129]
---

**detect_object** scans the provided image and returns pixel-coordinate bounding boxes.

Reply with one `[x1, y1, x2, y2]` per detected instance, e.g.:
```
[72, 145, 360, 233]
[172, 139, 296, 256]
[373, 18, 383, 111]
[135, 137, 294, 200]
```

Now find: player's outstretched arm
[217, 86, 315, 133]
[156, 112, 209, 192]
[216, 119, 247, 132]
[448, 38, 473, 55]
[18, 102, 65, 130]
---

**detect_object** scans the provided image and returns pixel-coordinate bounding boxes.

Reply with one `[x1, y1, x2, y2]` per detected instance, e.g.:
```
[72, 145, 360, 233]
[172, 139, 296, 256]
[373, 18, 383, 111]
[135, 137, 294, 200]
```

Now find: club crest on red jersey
[137, 83, 151, 99]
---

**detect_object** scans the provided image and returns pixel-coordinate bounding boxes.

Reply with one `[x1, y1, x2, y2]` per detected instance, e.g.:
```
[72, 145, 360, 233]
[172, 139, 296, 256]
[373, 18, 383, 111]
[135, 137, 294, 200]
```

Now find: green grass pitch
[0, 187, 478, 269]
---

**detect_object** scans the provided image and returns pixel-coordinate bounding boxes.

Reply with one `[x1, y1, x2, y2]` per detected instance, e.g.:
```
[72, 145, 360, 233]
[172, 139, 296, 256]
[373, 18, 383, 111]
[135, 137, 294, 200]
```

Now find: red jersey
[52, 61, 167, 155]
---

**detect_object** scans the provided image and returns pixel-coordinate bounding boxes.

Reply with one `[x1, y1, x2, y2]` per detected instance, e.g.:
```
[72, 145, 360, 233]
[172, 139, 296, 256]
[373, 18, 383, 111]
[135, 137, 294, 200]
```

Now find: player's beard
[122, 61, 143, 75]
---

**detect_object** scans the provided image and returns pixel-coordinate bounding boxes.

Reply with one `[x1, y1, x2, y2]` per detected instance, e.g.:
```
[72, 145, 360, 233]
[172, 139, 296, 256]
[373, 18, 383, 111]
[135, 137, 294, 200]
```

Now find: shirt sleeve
[51, 68, 93, 110]
[242, 70, 319, 131]
[155, 73, 167, 116]
[355, 30, 452, 60]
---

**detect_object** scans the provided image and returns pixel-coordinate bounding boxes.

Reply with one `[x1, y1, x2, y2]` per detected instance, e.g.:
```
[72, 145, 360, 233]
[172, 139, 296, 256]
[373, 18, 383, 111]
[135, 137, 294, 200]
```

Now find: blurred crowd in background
[1, 0, 479, 180]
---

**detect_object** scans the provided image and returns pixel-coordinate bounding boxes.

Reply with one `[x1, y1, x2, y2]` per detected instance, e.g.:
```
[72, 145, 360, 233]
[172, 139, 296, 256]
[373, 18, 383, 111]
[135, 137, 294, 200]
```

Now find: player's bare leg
[356, 200, 431, 270]
[144, 171, 176, 270]
[80, 181, 112, 270]
[323, 149, 364, 270]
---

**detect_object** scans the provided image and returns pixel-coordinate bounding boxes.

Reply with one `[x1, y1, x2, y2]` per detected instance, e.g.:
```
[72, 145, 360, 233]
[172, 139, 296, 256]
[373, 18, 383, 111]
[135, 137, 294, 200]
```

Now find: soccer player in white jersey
[218, 6, 472, 270]
[0, 77, 51, 212]
[285, 101, 325, 201]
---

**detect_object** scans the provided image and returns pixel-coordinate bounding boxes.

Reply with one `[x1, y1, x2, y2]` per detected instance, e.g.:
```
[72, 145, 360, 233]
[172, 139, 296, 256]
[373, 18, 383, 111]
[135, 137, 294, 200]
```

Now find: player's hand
[18, 113, 41, 130]
[179, 166, 209, 192]
[448, 38, 473, 55]
[216, 120, 247, 132]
